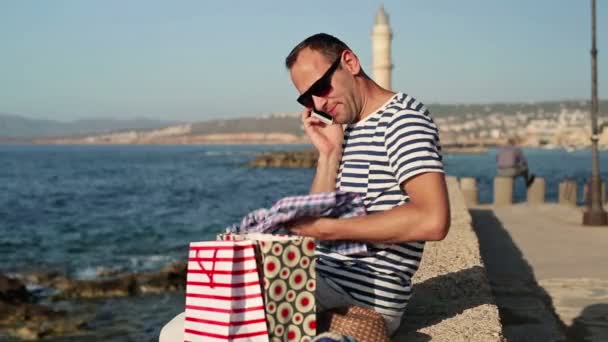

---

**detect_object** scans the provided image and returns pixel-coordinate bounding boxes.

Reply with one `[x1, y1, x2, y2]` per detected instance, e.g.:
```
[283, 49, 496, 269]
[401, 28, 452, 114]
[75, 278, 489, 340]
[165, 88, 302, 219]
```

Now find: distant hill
[0, 113, 177, 139]
[3, 99, 607, 142]
[189, 115, 302, 136]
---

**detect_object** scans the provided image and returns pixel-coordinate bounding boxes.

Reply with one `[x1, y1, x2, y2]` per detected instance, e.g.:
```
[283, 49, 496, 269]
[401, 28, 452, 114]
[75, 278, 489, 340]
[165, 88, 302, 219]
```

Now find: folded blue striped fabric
[226, 191, 368, 255]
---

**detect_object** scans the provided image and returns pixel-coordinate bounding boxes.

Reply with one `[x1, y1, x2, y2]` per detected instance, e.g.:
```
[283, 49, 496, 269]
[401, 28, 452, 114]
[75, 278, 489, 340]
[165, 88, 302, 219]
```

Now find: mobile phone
[311, 110, 333, 125]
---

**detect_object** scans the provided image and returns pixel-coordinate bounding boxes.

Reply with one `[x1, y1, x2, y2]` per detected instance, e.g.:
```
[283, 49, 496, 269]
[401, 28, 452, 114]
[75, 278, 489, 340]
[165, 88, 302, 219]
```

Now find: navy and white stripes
[316, 92, 444, 318]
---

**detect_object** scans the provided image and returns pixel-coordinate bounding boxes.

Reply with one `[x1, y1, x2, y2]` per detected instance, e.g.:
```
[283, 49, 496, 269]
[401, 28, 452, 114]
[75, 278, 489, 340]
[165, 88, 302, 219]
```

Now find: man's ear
[342, 50, 361, 76]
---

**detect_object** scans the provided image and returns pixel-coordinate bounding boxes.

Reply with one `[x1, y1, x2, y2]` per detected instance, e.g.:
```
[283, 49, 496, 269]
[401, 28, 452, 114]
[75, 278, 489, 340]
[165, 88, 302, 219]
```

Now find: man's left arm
[291, 171, 450, 243]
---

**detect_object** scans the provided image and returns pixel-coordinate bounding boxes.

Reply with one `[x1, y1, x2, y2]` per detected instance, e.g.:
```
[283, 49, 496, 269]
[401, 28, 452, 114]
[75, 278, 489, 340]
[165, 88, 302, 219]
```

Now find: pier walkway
[471, 203, 608, 341]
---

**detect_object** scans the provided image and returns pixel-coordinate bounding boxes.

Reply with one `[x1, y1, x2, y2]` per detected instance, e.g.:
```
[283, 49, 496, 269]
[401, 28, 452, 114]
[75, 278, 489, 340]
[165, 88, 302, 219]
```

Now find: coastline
[4, 139, 489, 154]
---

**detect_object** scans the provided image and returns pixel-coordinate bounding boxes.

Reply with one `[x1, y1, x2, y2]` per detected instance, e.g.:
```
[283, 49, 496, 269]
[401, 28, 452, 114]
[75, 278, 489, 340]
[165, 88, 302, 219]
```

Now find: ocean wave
[69, 255, 179, 281]
[127, 255, 176, 272]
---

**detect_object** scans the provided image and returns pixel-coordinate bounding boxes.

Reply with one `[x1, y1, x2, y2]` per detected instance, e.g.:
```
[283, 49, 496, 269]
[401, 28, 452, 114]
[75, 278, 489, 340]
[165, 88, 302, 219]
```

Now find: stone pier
[559, 180, 577, 206]
[452, 177, 594, 206]
[493, 177, 513, 206]
[460, 177, 479, 207]
[470, 203, 608, 341]
[393, 177, 503, 341]
[527, 177, 546, 204]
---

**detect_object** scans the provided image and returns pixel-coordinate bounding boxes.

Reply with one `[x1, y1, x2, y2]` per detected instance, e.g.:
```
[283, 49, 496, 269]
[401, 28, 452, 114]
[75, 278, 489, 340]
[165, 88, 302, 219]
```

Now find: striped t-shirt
[316, 92, 444, 319]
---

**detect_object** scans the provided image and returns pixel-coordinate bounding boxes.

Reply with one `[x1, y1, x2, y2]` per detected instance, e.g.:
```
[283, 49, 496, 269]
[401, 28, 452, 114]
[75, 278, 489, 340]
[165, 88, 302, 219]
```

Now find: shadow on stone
[399, 266, 493, 332]
[393, 331, 432, 342]
[566, 303, 608, 342]
[470, 209, 567, 342]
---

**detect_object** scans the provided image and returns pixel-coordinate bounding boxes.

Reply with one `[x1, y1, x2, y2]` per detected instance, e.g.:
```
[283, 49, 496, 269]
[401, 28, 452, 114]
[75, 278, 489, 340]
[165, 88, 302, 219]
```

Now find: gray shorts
[312, 275, 403, 335]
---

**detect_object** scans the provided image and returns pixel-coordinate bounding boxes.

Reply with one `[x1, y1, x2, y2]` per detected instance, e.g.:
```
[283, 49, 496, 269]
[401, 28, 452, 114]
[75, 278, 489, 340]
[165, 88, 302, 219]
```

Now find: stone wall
[392, 177, 504, 341]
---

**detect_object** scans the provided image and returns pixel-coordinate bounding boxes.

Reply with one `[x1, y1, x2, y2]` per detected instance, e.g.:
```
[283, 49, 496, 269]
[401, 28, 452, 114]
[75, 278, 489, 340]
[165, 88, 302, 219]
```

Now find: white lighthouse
[371, 5, 393, 90]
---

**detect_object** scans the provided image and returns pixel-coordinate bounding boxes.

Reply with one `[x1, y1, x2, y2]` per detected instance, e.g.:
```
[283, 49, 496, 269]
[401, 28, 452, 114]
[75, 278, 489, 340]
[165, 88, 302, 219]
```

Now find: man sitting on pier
[284, 33, 450, 336]
[496, 137, 536, 188]
[159, 33, 450, 340]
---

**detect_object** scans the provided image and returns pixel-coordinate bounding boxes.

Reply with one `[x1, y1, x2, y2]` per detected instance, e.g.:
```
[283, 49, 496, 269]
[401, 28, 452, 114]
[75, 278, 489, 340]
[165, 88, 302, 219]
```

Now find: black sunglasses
[296, 56, 342, 108]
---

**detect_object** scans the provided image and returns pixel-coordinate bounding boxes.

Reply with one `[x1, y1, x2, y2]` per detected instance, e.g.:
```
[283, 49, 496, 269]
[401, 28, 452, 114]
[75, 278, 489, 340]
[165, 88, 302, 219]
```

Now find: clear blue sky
[1, 1, 607, 122]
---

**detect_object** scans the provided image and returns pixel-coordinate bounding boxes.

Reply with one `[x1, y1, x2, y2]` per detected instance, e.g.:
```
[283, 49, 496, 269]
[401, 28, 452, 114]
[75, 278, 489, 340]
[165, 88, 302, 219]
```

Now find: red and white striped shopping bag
[184, 240, 269, 342]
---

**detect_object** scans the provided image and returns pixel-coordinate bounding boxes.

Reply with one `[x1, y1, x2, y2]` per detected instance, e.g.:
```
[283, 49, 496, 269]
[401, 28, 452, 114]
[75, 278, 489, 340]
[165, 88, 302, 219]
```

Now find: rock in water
[0, 274, 30, 304]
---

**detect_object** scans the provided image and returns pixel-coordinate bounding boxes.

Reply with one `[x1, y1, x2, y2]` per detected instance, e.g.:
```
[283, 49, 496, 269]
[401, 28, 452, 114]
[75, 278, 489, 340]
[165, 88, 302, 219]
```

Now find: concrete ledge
[392, 176, 503, 341]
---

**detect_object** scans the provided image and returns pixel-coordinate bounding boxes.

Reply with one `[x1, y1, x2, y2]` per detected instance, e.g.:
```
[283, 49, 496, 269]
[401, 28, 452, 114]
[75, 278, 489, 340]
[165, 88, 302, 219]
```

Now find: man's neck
[357, 79, 396, 122]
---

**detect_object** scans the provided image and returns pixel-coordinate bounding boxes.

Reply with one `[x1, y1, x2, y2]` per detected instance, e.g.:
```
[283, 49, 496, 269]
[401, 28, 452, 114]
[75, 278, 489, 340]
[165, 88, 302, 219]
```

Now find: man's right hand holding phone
[301, 108, 343, 193]
[300, 108, 343, 158]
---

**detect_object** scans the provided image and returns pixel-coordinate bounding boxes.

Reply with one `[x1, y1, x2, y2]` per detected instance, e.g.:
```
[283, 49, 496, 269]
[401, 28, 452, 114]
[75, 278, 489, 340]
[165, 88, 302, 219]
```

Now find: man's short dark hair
[285, 33, 351, 70]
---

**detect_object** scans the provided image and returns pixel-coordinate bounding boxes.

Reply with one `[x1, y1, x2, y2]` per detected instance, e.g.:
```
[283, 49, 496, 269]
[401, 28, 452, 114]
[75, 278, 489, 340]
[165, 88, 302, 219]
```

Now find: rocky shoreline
[0, 262, 186, 340]
[248, 147, 487, 168]
[249, 150, 319, 168]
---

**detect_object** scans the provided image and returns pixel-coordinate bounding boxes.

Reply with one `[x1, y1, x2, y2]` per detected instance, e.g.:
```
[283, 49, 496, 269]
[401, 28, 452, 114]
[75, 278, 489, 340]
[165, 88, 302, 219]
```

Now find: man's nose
[312, 96, 328, 111]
